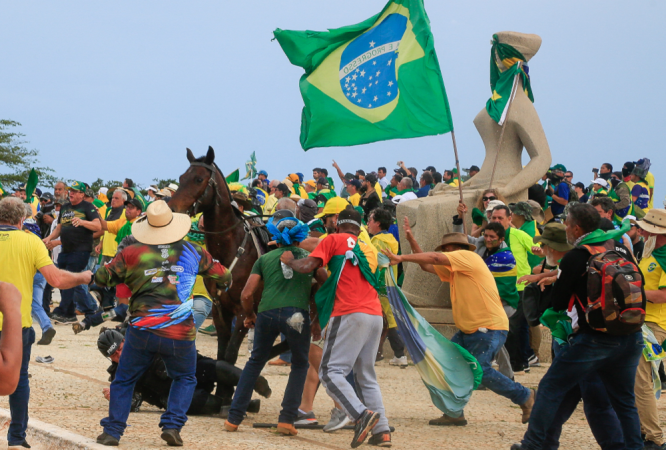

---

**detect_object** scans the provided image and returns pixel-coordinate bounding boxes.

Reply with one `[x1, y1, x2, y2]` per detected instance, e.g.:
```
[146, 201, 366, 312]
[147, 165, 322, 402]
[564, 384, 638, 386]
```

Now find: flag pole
[488, 61, 522, 189]
[450, 130, 467, 231]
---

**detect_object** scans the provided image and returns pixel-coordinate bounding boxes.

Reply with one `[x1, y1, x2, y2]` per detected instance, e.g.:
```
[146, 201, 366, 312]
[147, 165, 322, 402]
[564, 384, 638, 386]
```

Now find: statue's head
[493, 32, 542, 71]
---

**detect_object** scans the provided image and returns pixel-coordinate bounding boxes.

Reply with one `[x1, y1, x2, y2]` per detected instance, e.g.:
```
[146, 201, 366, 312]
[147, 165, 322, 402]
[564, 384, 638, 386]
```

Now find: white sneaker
[389, 356, 408, 367]
[323, 407, 350, 433]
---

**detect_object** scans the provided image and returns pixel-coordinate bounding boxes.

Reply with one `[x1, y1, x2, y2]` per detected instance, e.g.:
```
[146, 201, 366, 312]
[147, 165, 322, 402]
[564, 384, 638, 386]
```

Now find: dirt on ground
[4, 315, 661, 450]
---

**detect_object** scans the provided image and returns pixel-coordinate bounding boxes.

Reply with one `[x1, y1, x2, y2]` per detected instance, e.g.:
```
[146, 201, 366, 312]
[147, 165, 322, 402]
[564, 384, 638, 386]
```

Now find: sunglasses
[482, 196, 497, 202]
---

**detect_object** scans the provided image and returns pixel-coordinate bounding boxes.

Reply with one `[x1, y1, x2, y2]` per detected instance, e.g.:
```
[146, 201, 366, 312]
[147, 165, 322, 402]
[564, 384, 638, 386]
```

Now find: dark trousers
[101, 327, 197, 439]
[3, 328, 35, 445]
[42, 283, 53, 314]
[53, 251, 98, 317]
[228, 307, 310, 426]
[506, 298, 530, 369]
[387, 328, 405, 358]
[542, 340, 624, 450]
[521, 331, 643, 450]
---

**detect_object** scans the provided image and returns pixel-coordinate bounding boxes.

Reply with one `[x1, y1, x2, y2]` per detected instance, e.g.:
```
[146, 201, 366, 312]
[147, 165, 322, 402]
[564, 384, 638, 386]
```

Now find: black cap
[40, 192, 54, 202]
[422, 166, 437, 172]
[344, 172, 355, 181]
[317, 177, 329, 187]
[347, 179, 362, 189]
[124, 198, 143, 211]
[97, 329, 124, 358]
[394, 168, 408, 177]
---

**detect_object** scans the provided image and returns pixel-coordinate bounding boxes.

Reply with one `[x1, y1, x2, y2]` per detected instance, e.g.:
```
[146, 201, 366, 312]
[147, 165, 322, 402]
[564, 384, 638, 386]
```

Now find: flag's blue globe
[339, 13, 407, 110]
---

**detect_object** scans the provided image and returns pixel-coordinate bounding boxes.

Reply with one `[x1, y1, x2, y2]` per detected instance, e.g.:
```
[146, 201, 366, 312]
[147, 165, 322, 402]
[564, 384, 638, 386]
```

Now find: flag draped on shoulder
[377, 253, 482, 417]
[274, 0, 453, 150]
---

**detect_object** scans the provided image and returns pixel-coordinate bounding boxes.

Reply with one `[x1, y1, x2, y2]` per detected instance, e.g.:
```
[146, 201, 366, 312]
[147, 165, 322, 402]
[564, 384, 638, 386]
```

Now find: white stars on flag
[352, 92, 357, 98]
[352, 74, 357, 80]
[373, 61, 377, 65]
[362, 88, 366, 94]
[369, 75, 373, 81]
[360, 70, 365, 77]
[388, 59, 392, 66]
[346, 76, 350, 83]
[387, 91, 391, 96]
[388, 81, 394, 87]
[373, 96, 378, 102]
[376, 71, 380, 77]
[369, 41, 375, 48]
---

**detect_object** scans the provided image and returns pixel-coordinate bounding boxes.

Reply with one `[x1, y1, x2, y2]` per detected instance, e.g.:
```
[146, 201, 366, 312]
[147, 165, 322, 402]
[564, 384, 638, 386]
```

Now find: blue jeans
[84, 303, 129, 329]
[228, 307, 310, 425]
[521, 331, 644, 450]
[451, 330, 530, 410]
[191, 295, 213, 330]
[53, 251, 98, 317]
[279, 333, 292, 363]
[100, 326, 197, 439]
[3, 328, 35, 445]
[542, 340, 624, 450]
[31, 273, 52, 332]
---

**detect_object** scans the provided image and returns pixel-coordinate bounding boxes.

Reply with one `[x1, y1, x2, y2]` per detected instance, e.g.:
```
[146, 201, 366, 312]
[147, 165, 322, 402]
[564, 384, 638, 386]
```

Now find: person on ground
[512, 203, 644, 450]
[383, 217, 534, 427]
[281, 208, 392, 448]
[384, 173, 402, 199]
[367, 208, 407, 367]
[225, 217, 325, 436]
[0, 196, 94, 448]
[93, 200, 232, 447]
[43, 181, 101, 324]
[630, 161, 651, 213]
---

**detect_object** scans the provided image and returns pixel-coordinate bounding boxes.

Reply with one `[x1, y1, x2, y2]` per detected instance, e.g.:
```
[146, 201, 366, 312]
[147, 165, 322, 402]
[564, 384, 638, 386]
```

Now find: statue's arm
[502, 120, 552, 198]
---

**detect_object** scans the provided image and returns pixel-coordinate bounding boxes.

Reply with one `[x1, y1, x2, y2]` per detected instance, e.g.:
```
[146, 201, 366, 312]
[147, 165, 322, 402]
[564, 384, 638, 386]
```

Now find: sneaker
[523, 364, 531, 374]
[389, 356, 408, 368]
[351, 409, 380, 449]
[54, 315, 77, 324]
[294, 410, 318, 425]
[368, 431, 392, 447]
[96, 432, 119, 446]
[160, 428, 183, 446]
[7, 440, 31, 449]
[528, 355, 540, 367]
[323, 407, 351, 433]
[428, 413, 467, 426]
[37, 327, 56, 345]
[198, 324, 217, 336]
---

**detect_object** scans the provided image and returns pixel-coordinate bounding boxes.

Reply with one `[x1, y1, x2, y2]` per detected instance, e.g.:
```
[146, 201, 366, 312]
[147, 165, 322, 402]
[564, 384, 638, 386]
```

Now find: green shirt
[251, 246, 314, 313]
[505, 227, 536, 292]
[519, 220, 544, 269]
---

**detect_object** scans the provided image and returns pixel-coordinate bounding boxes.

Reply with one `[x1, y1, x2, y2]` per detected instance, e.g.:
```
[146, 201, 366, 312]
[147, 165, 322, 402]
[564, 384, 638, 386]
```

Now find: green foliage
[0, 120, 57, 189]
[152, 178, 178, 189]
[89, 178, 124, 192]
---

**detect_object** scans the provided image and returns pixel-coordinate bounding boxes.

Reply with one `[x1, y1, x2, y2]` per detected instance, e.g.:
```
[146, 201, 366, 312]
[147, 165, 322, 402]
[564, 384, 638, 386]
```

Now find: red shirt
[310, 233, 382, 318]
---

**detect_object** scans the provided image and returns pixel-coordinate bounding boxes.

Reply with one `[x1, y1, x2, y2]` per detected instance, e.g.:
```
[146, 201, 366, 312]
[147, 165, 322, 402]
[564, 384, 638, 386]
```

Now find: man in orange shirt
[281, 208, 391, 448]
[383, 218, 533, 427]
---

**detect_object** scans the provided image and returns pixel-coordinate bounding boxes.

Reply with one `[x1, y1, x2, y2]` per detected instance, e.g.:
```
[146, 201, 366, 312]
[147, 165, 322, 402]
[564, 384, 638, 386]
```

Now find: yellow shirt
[102, 210, 127, 257]
[264, 195, 278, 215]
[432, 250, 509, 333]
[0, 229, 54, 329]
[348, 193, 361, 206]
[646, 171, 655, 209]
[641, 255, 666, 330]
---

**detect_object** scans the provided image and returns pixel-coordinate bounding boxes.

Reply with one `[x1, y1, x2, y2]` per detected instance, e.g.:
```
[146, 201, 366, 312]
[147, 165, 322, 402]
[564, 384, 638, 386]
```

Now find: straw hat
[132, 200, 192, 245]
[434, 232, 476, 252]
[634, 209, 666, 235]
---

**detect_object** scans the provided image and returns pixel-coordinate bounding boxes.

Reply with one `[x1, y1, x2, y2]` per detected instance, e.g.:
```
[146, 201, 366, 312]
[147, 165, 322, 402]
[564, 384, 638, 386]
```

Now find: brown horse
[169, 147, 265, 366]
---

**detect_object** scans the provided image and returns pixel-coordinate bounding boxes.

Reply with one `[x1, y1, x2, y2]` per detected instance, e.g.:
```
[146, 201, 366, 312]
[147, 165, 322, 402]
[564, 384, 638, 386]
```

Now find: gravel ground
[4, 315, 660, 450]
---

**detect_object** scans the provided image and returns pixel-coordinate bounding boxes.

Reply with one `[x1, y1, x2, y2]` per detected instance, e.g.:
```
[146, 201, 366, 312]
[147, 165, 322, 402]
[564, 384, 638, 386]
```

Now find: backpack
[523, 281, 554, 327]
[573, 240, 645, 335]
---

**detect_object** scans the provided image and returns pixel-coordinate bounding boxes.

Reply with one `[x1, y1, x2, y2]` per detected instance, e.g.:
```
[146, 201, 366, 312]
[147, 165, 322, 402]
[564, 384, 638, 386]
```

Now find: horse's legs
[224, 314, 248, 365]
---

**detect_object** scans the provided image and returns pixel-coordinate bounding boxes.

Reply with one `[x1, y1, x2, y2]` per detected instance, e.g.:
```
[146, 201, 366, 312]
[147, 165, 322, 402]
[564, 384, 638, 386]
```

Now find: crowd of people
[0, 154, 663, 449]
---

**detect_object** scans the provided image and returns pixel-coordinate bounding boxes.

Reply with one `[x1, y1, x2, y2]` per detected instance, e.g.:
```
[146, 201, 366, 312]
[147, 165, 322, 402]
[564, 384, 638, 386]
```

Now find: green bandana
[314, 240, 379, 328]
[471, 207, 486, 227]
[115, 220, 134, 244]
[186, 220, 206, 244]
[651, 245, 666, 276]
[486, 34, 534, 124]
[577, 220, 631, 247]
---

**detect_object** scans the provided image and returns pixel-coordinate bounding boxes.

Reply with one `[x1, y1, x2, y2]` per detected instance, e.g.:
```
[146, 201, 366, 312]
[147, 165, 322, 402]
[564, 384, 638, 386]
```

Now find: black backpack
[523, 281, 554, 327]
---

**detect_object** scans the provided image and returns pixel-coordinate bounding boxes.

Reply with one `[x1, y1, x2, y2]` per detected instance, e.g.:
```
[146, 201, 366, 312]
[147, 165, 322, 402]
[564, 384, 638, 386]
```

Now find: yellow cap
[315, 197, 349, 218]
[304, 180, 316, 188]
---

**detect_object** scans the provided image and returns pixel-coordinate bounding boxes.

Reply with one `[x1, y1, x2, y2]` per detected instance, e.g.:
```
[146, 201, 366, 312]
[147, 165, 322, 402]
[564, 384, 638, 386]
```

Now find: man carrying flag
[274, 0, 453, 150]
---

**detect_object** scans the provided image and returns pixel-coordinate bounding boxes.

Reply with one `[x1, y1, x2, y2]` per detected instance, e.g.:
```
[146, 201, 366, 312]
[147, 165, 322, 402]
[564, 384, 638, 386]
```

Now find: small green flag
[274, 0, 453, 150]
[226, 169, 240, 183]
[241, 152, 257, 181]
[24, 169, 39, 204]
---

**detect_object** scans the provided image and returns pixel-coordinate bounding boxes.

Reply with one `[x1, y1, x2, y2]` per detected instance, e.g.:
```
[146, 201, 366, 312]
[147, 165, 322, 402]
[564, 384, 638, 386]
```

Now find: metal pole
[450, 130, 467, 231]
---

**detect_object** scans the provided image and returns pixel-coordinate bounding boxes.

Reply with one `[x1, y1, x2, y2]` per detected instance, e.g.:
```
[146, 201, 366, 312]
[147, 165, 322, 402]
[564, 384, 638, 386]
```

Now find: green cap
[534, 223, 573, 252]
[68, 181, 87, 192]
[549, 164, 567, 173]
[92, 199, 105, 208]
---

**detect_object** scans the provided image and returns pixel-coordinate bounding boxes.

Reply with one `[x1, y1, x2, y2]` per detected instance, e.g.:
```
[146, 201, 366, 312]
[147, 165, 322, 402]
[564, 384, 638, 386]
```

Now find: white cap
[485, 199, 506, 212]
[98, 187, 108, 195]
[148, 185, 159, 193]
[592, 178, 609, 189]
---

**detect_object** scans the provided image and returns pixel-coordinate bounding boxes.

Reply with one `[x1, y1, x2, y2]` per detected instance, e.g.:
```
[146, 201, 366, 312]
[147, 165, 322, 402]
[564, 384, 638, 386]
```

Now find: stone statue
[397, 32, 552, 315]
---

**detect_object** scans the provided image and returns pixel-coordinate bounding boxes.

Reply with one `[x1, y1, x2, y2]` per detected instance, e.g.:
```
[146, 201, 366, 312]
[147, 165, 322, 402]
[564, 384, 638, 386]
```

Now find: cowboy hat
[166, 183, 179, 193]
[434, 232, 476, 252]
[155, 188, 170, 198]
[634, 209, 666, 235]
[232, 191, 253, 210]
[132, 200, 192, 245]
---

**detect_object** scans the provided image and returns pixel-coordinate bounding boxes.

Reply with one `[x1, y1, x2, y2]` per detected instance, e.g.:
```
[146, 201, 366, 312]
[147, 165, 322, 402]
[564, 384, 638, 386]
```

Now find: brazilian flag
[274, 0, 453, 150]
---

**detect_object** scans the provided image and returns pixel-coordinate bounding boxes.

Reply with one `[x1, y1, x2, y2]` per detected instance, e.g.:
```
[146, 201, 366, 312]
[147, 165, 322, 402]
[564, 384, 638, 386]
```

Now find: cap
[316, 177, 329, 188]
[485, 199, 506, 212]
[258, 170, 268, 177]
[394, 168, 408, 177]
[549, 164, 567, 173]
[148, 185, 159, 193]
[125, 198, 144, 211]
[68, 181, 87, 192]
[97, 329, 124, 358]
[344, 172, 355, 181]
[304, 180, 316, 189]
[511, 202, 533, 221]
[592, 178, 609, 189]
[533, 223, 573, 252]
[40, 192, 54, 202]
[347, 179, 362, 189]
[315, 197, 349, 218]
[422, 166, 437, 172]
[15, 183, 26, 191]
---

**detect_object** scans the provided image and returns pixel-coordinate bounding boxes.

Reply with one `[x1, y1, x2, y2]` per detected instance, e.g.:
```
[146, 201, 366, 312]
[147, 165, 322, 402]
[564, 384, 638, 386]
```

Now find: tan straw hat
[434, 232, 476, 252]
[131, 200, 192, 245]
[634, 209, 666, 235]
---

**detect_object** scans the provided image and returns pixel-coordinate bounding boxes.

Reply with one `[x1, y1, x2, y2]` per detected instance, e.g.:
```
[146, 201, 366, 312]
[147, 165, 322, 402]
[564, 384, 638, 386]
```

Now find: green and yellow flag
[274, 0, 453, 150]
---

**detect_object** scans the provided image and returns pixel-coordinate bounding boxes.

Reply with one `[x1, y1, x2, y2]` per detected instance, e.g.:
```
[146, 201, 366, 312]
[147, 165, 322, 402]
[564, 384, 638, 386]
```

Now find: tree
[89, 178, 124, 193]
[152, 178, 178, 189]
[0, 120, 57, 189]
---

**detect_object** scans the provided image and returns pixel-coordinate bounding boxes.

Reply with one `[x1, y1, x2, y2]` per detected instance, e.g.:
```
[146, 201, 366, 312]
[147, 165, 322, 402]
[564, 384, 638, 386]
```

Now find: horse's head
[169, 146, 218, 215]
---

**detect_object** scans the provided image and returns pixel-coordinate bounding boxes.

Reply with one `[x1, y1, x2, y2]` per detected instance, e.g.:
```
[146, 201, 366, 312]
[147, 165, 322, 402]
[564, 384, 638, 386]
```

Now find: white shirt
[378, 176, 389, 198]
[50, 210, 62, 263]
[392, 192, 418, 204]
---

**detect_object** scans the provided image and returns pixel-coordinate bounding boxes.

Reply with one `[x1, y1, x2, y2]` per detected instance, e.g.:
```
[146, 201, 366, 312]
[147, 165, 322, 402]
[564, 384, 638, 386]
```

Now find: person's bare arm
[39, 264, 93, 289]
[646, 288, 666, 304]
[73, 217, 101, 232]
[332, 160, 345, 183]
[402, 216, 424, 254]
[280, 252, 323, 274]
[299, 237, 321, 253]
[93, 229, 105, 239]
[0, 282, 24, 395]
[44, 223, 61, 243]
[240, 274, 261, 327]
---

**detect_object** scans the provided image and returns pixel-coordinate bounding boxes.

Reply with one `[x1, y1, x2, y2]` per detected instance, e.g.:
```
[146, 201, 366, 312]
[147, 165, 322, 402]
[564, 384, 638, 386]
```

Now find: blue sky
[2, 1, 664, 203]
